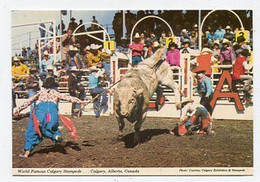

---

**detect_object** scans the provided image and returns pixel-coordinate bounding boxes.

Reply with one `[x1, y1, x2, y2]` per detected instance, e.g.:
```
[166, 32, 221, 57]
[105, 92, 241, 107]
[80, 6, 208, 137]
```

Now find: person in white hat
[129, 32, 145, 66]
[220, 38, 235, 65]
[87, 44, 102, 67]
[88, 61, 108, 117]
[12, 56, 30, 82]
[180, 29, 189, 43]
[85, 45, 90, 51]
[224, 25, 235, 42]
[170, 98, 213, 136]
[46, 65, 57, 78]
[40, 50, 53, 73]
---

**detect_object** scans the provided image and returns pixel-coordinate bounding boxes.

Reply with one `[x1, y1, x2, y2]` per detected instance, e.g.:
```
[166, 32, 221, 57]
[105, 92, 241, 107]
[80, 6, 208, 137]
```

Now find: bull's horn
[154, 47, 166, 63]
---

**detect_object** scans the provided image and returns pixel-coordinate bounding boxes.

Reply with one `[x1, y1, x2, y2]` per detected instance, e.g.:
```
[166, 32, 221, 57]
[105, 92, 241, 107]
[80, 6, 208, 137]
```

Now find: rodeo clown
[13, 77, 86, 158]
[170, 98, 214, 136]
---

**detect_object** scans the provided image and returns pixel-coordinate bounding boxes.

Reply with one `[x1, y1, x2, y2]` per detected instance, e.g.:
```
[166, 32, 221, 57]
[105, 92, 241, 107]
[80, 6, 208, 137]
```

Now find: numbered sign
[104, 41, 115, 50]
[165, 36, 175, 48]
[235, 30, 250, 42]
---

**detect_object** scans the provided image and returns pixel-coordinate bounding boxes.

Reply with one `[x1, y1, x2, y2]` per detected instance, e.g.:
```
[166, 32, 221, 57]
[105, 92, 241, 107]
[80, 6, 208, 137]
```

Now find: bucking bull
[114, 48, 181, 144]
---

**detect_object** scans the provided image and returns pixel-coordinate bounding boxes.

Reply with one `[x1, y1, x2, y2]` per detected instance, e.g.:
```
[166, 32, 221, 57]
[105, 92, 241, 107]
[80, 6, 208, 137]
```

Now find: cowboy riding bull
[114, 48, 181, 144]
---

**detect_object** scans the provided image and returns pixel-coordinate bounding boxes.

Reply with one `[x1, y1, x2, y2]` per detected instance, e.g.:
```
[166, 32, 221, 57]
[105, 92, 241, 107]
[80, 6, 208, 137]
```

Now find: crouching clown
[13, 77, 86, 158]
[170, 98, 214, 136]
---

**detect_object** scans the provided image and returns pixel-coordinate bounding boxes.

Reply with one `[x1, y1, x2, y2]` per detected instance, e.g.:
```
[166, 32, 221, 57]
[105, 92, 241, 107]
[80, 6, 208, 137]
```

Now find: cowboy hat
[213, 40, 220, 45]
[134, 33, 141, 38]
[85, 46, 90, 51]
[71, 17, 76, 21]
[90, 44, 98, 50]
[225, 25, 231, 30]
[69, 45, 74, 51]
[222, 38, 230, 45]
[181, 29, 188, 34]
[176, 98, 194, 110]
[69, 45, 78, 52]
[193, 24, 198, 28]
[73, 46, 79, 52]
[13, 57, 20, 62]
[70, 66, 78, 72]
[153, 41, 160, 48]
[43, 50, 49, 56]
[46, 65, 54, 70]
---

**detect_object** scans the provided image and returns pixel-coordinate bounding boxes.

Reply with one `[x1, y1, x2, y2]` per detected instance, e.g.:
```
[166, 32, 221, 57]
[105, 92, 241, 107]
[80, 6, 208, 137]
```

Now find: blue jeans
[132, 56, 142, 65]
[90, 87, 108, 117]
[24, 102, 61, 151]
[102, 62, 111, 81]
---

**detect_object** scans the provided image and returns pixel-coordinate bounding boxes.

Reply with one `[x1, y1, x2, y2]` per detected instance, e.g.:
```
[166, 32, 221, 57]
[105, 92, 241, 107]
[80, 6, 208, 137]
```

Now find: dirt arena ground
[13, 115, 253, 168]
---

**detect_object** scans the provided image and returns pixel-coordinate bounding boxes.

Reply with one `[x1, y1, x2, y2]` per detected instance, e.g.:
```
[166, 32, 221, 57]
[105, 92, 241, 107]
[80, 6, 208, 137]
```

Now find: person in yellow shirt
[86, 44, 101, 67]
[12, 57, 29, 82]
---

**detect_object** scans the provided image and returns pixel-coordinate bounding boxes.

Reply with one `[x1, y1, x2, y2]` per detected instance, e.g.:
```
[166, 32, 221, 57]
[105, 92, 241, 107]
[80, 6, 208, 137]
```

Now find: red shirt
[232, 56, 246, 80]
[129, 42, 144, 57]
[193, 54, 212, 77]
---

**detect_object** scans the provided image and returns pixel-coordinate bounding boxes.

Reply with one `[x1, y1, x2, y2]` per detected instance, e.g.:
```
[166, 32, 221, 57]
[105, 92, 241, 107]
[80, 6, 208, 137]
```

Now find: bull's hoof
[155, 104, 162, 111]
